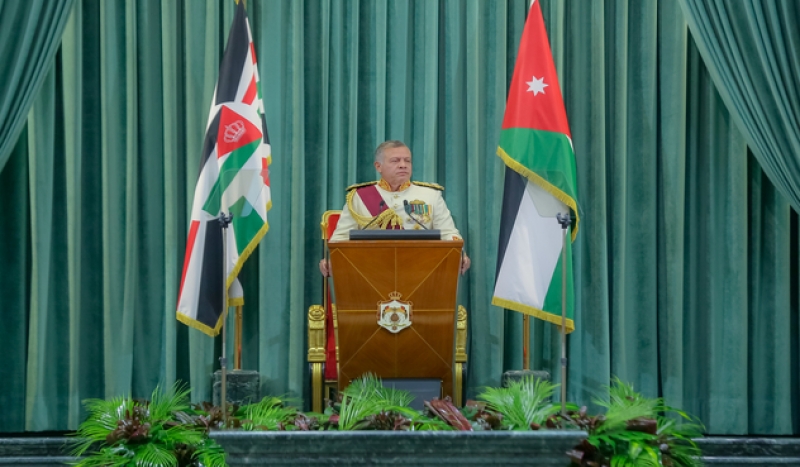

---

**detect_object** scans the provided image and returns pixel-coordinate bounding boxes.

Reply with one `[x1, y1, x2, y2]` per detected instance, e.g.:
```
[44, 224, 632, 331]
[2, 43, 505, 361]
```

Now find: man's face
[375, 146, 412, 187]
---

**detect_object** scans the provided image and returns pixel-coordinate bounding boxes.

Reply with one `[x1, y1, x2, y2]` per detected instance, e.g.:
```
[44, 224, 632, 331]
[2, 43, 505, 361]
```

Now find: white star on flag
[526, 76, 548, 96]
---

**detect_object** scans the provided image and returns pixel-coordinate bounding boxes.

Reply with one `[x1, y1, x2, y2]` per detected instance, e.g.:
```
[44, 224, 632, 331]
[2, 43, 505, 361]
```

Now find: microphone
[361, 200, 386, 229]
[403, 199, 428, 230]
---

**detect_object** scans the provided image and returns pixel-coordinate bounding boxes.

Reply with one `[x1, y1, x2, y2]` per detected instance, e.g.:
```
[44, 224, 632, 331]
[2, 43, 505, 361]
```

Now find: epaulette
[412, 181, 444, 191]
[346, 181, 378, 191]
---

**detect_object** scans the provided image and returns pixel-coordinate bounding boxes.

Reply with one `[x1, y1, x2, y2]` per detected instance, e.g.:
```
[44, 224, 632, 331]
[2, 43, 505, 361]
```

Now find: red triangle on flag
[216, 105, 263, 158]
[501, 1, 571, 139]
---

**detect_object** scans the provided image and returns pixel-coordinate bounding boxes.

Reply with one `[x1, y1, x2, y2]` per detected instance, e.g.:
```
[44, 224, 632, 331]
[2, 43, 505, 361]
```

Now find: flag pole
[522, 315, 530, 370]
[234, 305, 243, 370]
[219, 212, 234, 426]
[556, 212, 572, 417]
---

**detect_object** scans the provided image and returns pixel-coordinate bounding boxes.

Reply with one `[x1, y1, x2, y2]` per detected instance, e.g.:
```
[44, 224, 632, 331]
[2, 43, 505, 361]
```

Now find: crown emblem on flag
[223, 120, 246, 143]
[388, 291, 402, 300]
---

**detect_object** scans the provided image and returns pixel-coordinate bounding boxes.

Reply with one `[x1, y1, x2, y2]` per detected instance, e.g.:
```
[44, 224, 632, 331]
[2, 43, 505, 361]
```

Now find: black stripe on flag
[216, 2, 250, 105]
[495, 167, 527, 283]
[200, 112, 221, 175]
[196, 220, 224, 328]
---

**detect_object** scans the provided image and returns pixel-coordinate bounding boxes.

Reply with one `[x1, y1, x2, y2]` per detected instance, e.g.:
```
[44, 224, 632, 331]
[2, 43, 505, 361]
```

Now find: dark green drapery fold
[0, 0, 75, 172]
[0, 0, 798, 435]
[678, 0, 800, 212]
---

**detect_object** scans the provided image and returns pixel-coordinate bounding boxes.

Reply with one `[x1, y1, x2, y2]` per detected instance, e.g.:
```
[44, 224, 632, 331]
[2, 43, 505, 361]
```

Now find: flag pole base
[213, 369, 261, 407]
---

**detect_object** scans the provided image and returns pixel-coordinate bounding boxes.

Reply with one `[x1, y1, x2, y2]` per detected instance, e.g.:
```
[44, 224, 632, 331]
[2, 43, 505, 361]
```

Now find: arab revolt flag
[177, 1, 271, 337]
[492, 0, 579, 333]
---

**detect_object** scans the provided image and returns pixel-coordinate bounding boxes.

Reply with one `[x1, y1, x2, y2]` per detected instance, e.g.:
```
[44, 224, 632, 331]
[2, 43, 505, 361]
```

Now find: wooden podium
[328, 239, 463, 400]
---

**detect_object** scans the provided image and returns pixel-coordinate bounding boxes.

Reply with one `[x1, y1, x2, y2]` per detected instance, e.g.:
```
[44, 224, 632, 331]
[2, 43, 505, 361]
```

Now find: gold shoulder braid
[346, 181, 378, 191]
[412, 181, 444, 191]
[346, 189, 403, 229]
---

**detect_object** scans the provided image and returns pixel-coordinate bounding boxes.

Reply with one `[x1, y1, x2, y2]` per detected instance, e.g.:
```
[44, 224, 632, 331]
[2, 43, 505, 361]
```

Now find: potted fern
[69, 383, 227, 467]
[566, 377, 704, 467]
[470, 375, 563, 430]
[330, 374, 452, 431]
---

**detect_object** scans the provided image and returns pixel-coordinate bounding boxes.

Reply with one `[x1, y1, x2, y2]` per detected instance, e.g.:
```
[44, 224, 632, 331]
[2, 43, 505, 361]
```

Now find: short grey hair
[374, 140, 409, 164]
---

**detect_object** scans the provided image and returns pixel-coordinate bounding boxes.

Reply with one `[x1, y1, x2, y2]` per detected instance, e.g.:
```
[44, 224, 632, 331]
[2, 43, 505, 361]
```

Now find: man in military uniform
[319, 140, 470, 276]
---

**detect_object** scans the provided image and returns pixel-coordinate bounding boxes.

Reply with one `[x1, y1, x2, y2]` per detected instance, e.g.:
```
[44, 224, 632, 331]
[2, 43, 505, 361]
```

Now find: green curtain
[0, 0, 75, 171]
[0, 0, 797, 435]
[678, 0, 800, 212]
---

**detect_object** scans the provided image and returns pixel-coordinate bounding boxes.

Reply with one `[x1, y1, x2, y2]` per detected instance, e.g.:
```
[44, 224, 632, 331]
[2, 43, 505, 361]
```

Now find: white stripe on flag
[494, 180, 566, 309]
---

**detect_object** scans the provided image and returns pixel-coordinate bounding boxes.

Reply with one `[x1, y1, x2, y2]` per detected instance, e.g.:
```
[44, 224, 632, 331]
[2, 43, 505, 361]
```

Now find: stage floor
[1, 433, 799, 466]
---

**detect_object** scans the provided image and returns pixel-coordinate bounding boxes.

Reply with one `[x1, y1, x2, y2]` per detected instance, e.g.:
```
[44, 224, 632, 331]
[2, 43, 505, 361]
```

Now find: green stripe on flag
[231, 197, 265, 253]
[202, 139, 261, 215]
[541, 225, 574, 329]
[498, 127, 579, 239]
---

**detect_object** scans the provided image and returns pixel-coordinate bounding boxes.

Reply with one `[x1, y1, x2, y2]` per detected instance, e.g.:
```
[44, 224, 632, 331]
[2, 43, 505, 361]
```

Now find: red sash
[357, 185, 402, 229]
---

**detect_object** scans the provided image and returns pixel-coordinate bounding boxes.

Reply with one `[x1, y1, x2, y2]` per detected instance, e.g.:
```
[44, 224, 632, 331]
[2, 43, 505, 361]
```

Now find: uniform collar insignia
[378, 179, 411, 192]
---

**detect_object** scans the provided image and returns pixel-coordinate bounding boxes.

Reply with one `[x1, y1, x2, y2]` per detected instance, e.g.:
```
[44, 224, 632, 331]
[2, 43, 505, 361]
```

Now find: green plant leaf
[131, 442, 177, 467]
[570, 376, 705, 467]
[476, 375, 560, 430]
[337, 374, 418, 430]
[342, 373, 414, 408]
[242, 396, 298, 430]
[69, 445, 134, 467]
[194, 438, 228, 467]
[591, 434, 616, 450]
[148, 383, 191, 422]
[162, 425, 206, 445]
[69, 396, 136, 457]
[611, 453, 631, 467]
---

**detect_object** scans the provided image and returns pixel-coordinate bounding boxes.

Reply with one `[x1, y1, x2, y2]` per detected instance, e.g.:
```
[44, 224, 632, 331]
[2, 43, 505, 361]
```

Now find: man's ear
[374, 161, 382, 172]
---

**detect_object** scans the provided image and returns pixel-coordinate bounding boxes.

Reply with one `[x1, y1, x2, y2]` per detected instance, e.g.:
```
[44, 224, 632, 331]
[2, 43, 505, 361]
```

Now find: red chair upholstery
[321, 211, 340, 381]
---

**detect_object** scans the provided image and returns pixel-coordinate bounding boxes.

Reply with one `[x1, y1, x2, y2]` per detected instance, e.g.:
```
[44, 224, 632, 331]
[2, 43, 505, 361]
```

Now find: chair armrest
[307, 305, 326, 363]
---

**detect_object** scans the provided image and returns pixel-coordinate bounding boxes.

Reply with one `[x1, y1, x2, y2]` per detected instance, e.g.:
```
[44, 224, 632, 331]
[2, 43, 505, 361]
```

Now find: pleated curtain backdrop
[0, 0, 797, 435]
[679, 0, 800, 211]
[0, 0, 75, 170]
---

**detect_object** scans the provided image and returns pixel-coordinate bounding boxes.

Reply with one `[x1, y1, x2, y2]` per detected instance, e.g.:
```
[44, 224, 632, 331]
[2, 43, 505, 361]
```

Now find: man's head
[374, 140, 412, 189]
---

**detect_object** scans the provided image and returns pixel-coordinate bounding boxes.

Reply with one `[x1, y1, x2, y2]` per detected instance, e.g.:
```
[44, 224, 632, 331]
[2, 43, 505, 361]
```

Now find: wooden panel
[329, 240, 463, 397]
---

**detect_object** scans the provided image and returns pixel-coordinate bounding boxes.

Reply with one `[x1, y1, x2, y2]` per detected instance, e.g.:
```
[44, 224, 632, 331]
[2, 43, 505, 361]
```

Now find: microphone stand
[218, 212, 233, 427]
[361, 200, 386, 229]
[556, 212, 572, 417]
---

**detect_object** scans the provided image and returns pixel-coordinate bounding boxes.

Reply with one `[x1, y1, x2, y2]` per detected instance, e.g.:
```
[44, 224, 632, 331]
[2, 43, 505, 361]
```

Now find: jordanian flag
[492, 0, 579, 333]
[177, 1, 271, 337]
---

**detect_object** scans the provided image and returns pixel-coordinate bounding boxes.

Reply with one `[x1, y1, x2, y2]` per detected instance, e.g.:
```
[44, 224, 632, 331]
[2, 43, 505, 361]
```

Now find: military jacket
[329, 180, 461, 241]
